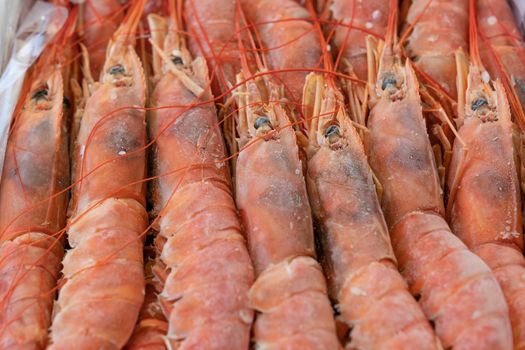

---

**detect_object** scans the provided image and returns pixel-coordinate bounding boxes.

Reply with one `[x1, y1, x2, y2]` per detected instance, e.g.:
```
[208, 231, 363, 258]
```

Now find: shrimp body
[477, 0, 525, 114]
[235, 76, 339, 349]
[49, 3, 149, 348]
[0, 65, 68, 349]
[368, 43, 512, 348]
[147, 13, 254, 349]
[240, 0, 322, 105]
[448, 62, 525, 349]
[83, 0, 126, 79]
[403, 0, 469, 100]
[327, 0, 390, 81]
[302, 74, 439, 349]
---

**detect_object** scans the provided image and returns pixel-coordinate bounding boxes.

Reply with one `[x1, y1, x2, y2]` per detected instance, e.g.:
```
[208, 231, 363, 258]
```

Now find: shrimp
[239, 0, 322, 107]
[474, 0, 525, 226]
[401, 0, 469, 101]
[146, 5, 254, 348]
[476, 0, 525, 119]
[49, 1, 149, 348]
[81, 0, 127, 79]
[234, 69, 339, 348]
[182, 0, 256, 160]
[446, 6, 525, 348]
[0, 8, 74, 348]
[323, 0, 391, 82]
[399, 0, 469, 184]
[301, 73, 440, 349]
[183, 0, 246, 99]
[366, 3, 512, 348]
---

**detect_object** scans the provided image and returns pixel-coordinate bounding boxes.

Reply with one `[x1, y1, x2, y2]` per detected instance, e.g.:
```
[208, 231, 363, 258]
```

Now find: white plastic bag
[0, 0, 34, 75]
[0, 1, 68, 182]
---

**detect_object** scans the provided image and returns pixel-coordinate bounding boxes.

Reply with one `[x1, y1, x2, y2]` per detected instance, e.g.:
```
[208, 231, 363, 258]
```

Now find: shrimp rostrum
[366, 6, 513, 348]
[49, 1, 149, 348]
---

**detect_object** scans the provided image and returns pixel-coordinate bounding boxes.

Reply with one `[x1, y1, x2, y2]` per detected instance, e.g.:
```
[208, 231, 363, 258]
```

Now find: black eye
[324, 124, 340, 138]
[381, 74, 397, 90]
[109, 64, 125, 75]
[32, 87, 48, 100]
[172, 56, 183, 65]
[472, 98, 488, 111]
[254, 116, 271, 130]
[63, 96, 70, 109]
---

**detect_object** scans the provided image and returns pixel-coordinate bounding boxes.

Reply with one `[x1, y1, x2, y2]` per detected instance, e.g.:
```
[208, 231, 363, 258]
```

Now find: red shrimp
[125, 245, 167, 350]
[401, 0, 469, 101]
[446, 4, 525, 348]
[146, 4, 254, 348]
[323, 0, 391, 82]
[49, 1, 149, 348]
[449, 60, 525, 350]
[239, 0, 323, 107]
[234, 67, 339, 348]
[81, 0, 127, 79]
[302, 73, 440, 349]
[367, 3, 513, 348]
[477, 0, 525, 117]
[0, 8, 75, 348]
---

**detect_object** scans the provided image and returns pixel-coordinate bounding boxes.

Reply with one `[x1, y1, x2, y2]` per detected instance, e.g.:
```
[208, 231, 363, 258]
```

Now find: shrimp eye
[471, 98, 488, 111]
[254, 116, 272, 130]
[108, 64, 125, 75]
[32, 87, 48, 100]
[63, 97, 70, 109]
[324, 125, 340, 138]
[172, 56, 183, 65]
[381, 74, 397, 90]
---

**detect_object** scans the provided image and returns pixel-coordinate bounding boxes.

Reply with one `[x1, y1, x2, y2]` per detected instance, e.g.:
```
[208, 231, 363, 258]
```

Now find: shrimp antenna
[112, 0, 146, 46]
[235, 1, 264, 77]
[305, 0, 334, 84]
[468, 0, 483, 68]
[373, 0, 400, 94]
[51, 6, 79, 66]
[387, 0, 399, 52]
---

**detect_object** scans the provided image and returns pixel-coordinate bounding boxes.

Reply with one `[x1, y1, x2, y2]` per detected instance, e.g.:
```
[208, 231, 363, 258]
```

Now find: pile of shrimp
[1, 0, 525, 349]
